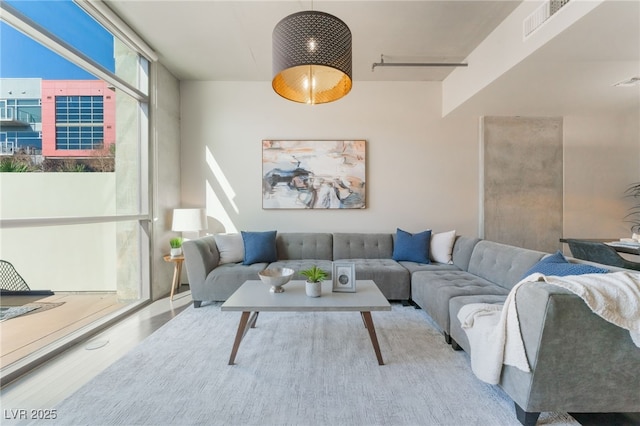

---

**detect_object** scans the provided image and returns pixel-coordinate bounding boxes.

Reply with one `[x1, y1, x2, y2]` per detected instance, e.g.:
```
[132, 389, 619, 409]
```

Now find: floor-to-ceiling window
[0, 0, 154, 380]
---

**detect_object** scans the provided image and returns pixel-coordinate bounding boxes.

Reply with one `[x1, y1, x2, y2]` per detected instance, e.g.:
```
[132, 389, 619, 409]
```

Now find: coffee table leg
[228, 311, 258, 365]
[250, 312, 259, 328]
[361, 311, 384, 365]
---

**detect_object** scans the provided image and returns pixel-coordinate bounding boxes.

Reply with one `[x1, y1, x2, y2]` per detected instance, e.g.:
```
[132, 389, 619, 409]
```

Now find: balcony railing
[0, 141, 16, 155]
[0, 107, 37, 126]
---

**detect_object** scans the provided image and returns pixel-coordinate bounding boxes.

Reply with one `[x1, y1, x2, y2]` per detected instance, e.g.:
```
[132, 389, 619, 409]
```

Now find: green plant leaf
[300, 265, 328, 283]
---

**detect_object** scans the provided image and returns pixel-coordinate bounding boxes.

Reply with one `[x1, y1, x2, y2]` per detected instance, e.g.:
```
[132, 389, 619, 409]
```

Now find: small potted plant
[170, 237, 183, 258]
[300, 265, 328, 297]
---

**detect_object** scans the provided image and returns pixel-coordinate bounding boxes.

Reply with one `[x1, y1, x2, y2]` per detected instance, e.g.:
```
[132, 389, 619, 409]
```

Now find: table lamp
[172, 208, 207, 241]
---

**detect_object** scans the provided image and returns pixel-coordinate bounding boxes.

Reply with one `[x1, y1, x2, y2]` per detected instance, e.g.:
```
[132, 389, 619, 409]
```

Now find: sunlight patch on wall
[205, 146, 238, 233]
[206, 180, 237, 233]
[206, 146, 238, 213]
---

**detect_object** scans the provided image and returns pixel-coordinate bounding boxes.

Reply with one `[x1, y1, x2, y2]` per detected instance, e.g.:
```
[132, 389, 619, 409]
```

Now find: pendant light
[272, 10, 352, 105]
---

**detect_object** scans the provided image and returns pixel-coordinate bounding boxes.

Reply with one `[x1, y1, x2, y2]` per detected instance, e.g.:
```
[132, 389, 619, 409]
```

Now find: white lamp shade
[172, 209, 207, 232]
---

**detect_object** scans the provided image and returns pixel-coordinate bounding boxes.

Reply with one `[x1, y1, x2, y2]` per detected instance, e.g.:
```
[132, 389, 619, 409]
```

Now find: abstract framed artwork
[262, 140, 366, 209]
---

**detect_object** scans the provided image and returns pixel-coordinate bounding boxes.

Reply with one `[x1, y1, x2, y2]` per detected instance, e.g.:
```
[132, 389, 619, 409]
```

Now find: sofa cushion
[431, 230, 456, 264]
[339, 258, 411, 300]
[522, 251, 609, 278]
[241, 230, 278, 265]
[333, 233, 394, 259]
[399, 261, 461, 274]
[204, 262, 269, 301]
[401, 234, 473, 273]
[448, 294, 507, 352]
[451, 236, 482, 271]
[467, 241, 546, 290]
[213, 233, 244, 264]
[276, 233, 333, 260]
[411, 270, 509, 334]
[392, 228, 431, 263]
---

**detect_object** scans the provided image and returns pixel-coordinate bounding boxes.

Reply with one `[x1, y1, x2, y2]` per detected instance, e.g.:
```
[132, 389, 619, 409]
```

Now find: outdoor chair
[0, 260, 31, 291]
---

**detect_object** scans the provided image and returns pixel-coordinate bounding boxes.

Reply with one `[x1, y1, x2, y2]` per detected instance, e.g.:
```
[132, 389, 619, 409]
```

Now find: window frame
[0, 0, 154, 302]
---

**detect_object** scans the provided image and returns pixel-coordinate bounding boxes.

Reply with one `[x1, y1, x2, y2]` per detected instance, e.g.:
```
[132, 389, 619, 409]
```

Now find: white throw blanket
[457, 271, 640, 385]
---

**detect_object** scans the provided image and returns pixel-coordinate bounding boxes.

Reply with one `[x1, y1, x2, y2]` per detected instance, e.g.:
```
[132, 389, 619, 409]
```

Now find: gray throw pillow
[213, 233, 244, 264]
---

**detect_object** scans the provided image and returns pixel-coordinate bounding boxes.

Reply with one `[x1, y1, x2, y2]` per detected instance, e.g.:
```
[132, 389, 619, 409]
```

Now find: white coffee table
[221, 280, 391, 365]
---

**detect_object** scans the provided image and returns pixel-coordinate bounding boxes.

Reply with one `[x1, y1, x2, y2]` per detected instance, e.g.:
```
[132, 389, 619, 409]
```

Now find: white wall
[180, 81, 479, 236]
[564, 110, 640, 239]
[151, 62, 182, 300]
[0, 173, 117, 292]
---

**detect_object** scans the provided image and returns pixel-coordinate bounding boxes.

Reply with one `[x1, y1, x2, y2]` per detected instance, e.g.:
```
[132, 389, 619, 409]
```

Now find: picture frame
[262, 140, 366, 209]
[332, 262, 356, 293]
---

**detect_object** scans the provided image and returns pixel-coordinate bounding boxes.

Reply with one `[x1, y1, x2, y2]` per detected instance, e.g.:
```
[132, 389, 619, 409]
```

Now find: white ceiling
[106, 0, 640, 116]
[106, 0, 522, 82]
[451, 0, 640, 116]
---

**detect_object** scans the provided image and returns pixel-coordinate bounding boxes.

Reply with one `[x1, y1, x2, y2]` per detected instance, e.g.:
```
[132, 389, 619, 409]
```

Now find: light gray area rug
[51, 304, 578, 426]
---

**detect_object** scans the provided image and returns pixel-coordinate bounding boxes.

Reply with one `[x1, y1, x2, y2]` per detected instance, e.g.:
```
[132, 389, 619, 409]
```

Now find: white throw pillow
[213, 233, 244, 264]
[430, 230, 456, 264]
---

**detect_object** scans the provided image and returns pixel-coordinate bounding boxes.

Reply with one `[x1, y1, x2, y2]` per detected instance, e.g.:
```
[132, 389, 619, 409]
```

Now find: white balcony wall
[0, 173, 117, 292]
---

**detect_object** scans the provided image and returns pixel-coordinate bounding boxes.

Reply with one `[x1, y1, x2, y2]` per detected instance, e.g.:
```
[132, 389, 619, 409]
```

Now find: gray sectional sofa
[411, 237, 640, 426]
[411, 238, 546, 346]
[183, 232, 412, 305]
[182, 232, 640, 425]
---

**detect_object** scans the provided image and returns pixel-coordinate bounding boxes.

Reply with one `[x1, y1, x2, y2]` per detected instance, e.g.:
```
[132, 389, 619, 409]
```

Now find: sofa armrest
[451, 236, 481, 271]
[501, 281, 640, 414]
[182, 236, 219, 291]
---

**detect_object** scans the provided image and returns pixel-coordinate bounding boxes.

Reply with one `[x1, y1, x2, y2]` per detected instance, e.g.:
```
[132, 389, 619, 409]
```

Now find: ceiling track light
[371, 54, 468, 72]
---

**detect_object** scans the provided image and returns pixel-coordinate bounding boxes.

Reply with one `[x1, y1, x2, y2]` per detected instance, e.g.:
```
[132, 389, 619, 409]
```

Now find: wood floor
[1, 292, 129, 369]
[0, 289, 191, 414]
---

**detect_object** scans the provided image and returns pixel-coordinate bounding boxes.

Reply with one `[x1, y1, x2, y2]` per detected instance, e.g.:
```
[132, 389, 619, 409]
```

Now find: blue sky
[1, 0, 114, 80]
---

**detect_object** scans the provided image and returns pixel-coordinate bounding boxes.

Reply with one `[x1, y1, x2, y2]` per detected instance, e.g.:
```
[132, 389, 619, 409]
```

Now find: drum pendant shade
[272, 11, 352, 105]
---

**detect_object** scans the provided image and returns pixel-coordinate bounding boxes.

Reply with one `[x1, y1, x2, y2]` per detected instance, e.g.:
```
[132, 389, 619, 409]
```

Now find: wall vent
[524, 0, 571, 38]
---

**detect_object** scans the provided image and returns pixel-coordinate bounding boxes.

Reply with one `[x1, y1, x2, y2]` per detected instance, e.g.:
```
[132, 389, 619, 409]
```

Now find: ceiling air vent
[524, 0, 571, 38]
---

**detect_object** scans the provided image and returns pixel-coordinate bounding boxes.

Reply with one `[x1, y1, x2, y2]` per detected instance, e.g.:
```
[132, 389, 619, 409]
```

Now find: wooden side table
[163, 254, 185, 300]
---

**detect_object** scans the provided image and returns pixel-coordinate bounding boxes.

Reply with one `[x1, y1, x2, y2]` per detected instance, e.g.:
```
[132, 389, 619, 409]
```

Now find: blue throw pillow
[241, 230, 278, 265]
[392, 228, 432, 264]
[522, 250, 608, 278]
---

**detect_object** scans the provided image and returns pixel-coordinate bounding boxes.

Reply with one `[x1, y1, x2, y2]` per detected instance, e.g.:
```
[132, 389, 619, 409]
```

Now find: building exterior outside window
[0, 78, 42, 156]
[55, 95, 105, 150]
[1, 78, 115, 159]
[41, 79, 115, 158]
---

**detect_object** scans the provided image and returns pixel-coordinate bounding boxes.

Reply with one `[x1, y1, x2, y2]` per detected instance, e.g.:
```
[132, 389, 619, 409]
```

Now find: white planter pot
[305, 281, 322, 297]
[170, 247, 182, 258]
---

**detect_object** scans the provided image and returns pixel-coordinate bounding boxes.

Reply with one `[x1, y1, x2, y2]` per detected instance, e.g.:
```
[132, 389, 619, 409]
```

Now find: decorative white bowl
[259, 268, 295, 293]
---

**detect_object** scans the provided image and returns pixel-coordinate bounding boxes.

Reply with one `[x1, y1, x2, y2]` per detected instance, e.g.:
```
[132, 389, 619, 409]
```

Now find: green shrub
[0, 158, 31, 172]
